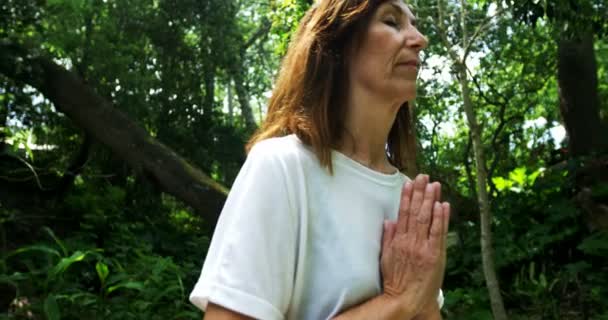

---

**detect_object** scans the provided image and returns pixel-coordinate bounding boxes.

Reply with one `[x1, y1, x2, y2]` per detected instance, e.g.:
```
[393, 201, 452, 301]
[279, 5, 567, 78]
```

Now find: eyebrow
[388, 3, 417, 25]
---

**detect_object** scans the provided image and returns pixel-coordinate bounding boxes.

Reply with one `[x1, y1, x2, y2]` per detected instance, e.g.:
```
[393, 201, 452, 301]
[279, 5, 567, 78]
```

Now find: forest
[1, 0, 607, 319]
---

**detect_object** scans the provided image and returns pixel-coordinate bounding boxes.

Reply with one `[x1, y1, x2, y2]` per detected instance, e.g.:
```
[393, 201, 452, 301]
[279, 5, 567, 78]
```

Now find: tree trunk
[229, 19, 272, 133]
[436, 0, 508, 315]
[227, 78, 234, 123]
[0, 40, 229, 225]
[231, 69, 257, 132]
[458, 64, 508, 320]
[0, 81, 8, 154]
[558, 32, 606, 156]
[203, 63, 215, 116]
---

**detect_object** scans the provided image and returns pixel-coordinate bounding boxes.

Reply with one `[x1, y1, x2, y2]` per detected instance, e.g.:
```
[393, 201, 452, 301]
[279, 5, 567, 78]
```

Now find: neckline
[331, 149, 402, 179]
[332, 149, 399, 175]
[286, 134, 407, 185]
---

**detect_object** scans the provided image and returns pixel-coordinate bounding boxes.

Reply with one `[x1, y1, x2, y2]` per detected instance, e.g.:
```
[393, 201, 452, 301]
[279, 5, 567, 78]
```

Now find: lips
[396, 59, 419, 67]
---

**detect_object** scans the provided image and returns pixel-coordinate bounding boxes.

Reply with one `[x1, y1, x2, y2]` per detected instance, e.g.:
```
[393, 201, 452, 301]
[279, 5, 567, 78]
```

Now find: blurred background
[0, 0, 606, 319]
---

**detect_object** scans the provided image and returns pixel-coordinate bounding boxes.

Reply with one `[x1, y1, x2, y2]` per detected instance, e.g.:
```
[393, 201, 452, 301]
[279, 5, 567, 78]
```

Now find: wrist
[379, 293, 417, 320]
[413, 301, 441, 320]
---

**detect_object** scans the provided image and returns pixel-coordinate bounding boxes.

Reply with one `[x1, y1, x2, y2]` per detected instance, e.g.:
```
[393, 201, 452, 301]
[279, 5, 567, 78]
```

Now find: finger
[434, 182, 442, 202]
[442, 202, 451, 236]
[441, 202, 450, 252]
[396, 182, 413, 234]
[406, 174, 428, 234]
[429, 202, 443, 246]
[415, 182, 436, 242]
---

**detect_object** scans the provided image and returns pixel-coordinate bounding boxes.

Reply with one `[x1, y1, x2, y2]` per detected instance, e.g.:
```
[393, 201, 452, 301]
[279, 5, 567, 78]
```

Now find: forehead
[377, 0, 416, 19]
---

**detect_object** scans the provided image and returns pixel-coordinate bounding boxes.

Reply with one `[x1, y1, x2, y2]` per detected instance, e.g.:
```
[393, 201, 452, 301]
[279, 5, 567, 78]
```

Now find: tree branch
[0, 39, 229, 225]
[244, 19, 272, 50]
[463, 7, 507, 60]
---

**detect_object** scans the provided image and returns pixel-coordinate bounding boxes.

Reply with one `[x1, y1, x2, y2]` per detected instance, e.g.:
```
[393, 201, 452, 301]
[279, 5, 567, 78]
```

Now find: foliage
[443, 167, 608, 319]
[0, 0, 607, 319]
[2, 182, 207, 319]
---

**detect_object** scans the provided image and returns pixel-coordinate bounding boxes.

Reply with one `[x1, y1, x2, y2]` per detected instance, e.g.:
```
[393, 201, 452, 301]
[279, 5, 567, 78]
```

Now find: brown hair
[246, 0, 417, 176]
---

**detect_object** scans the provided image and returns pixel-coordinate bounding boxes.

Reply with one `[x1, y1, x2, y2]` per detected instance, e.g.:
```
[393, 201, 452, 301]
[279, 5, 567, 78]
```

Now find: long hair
[246, 0, 418, 176]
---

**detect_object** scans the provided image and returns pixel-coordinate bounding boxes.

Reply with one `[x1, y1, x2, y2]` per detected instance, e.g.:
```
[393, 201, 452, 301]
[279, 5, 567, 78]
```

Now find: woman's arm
[202, 295, 418, 320]
[204, 303, 255, 320]
[203, 298, 435, 320]
[332, 293, 416, 320]
[333, 296, 442, 320]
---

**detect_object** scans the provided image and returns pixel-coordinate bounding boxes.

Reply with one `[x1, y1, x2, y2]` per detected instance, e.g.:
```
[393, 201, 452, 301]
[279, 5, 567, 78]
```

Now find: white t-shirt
[190, 134, 443, 319]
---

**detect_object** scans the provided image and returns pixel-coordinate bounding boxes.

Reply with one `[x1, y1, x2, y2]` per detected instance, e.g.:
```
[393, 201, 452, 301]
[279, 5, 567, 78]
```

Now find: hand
[380, 174, 450, 317]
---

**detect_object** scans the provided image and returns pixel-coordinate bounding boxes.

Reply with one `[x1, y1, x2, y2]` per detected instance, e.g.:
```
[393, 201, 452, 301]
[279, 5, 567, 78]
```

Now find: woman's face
[348, 0, 428, 104]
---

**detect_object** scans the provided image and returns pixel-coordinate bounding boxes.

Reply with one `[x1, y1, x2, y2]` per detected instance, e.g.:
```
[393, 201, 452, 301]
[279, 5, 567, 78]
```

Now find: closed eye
[383, 16, 400, 28]
[384, 20, 399, 27]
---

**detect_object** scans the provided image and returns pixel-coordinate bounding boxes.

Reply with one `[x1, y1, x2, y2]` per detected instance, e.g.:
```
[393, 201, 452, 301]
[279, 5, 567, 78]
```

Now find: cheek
[358, 28, 400, 71]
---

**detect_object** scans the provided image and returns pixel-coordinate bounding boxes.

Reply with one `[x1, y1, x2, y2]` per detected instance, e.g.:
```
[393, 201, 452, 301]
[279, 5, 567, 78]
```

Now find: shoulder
[248, 134, 312, 167]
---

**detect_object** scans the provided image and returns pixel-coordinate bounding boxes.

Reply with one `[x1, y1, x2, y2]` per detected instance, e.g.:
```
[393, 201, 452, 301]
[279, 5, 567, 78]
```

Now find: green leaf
[42, 227, 67, 256]
[528, 168, 544, 185]
[44, 295, 61, 320]
[492, 176, 512, 191]
[50, 251, 89, 278]
[529, 261, 535, 281]
[96, 261, 109, 286]
[539, 273, 547, 288]
[509, 167, 527, 186]
[107, 281, 145, 294]
[151, 284, 182, 304]
[7, 245, 61, 259]
[578, 232, 608, 256]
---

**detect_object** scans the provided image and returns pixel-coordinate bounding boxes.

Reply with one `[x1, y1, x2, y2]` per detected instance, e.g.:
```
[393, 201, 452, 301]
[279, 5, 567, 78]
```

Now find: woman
[190, 0, 450, 319]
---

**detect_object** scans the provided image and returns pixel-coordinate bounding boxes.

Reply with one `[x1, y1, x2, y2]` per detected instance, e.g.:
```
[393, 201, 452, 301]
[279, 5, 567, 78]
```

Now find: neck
[339, 83, 404, 173]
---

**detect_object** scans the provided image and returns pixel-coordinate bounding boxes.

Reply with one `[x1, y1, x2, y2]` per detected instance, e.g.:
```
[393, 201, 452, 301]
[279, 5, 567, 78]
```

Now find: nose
[406, 26, 428, 52]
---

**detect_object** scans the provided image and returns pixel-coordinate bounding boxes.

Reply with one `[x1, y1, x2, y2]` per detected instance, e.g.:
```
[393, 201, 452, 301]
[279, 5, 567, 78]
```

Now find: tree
[2, 0, 607, 318]
[433, 0, 508, 317]
[0, 40, 229, 223]
[509, 0, 608, 156]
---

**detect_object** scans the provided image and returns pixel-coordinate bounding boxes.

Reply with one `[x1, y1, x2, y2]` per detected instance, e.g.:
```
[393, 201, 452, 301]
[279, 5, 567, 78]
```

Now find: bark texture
[558, 32, 606, 156]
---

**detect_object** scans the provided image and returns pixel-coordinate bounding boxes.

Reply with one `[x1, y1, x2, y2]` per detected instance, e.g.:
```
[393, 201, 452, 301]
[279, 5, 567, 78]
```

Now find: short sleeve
[189, 142, 297, 320]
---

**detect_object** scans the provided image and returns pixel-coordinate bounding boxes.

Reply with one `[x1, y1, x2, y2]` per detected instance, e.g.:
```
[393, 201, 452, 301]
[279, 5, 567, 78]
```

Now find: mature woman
[189, 0, 450, 319]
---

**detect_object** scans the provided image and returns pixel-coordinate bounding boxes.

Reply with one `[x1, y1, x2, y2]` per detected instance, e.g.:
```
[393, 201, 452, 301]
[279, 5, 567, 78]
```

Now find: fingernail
[426, 183, 433, 193]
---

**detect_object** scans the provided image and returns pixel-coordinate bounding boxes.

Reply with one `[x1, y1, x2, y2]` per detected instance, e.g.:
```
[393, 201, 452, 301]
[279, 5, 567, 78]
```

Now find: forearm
[332, 294, 416, 320]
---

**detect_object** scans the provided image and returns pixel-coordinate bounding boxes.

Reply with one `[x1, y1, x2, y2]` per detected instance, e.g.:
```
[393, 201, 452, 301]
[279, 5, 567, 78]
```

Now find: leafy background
[1, 0, 607, 319]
